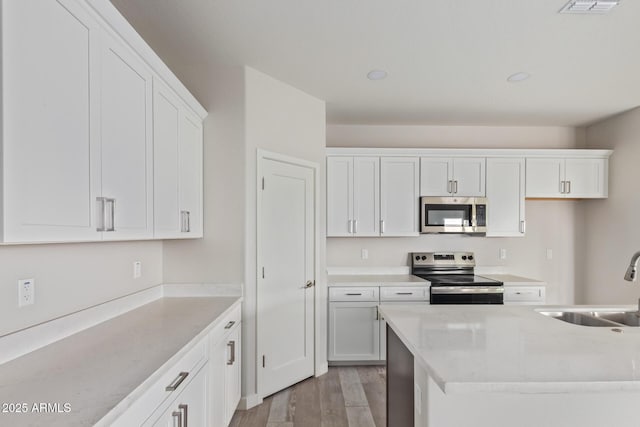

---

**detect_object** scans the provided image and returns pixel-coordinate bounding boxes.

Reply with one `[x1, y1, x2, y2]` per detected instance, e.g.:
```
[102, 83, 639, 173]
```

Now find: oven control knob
[421, 256, 427, 260]
[415, 256, 420, 261]
[462, 255, 467, 260]
[468, 255, 474, 260]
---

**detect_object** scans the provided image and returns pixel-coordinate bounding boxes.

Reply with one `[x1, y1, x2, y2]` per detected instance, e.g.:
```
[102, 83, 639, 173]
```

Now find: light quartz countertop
[480, 274, 545, 285]
[328, 274, 429, 287]
[0, 296, 241, 426]
[378, 303, 640, 394]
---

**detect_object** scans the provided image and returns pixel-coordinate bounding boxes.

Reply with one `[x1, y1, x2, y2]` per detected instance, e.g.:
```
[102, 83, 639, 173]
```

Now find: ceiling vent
[559, 0, 620, 14]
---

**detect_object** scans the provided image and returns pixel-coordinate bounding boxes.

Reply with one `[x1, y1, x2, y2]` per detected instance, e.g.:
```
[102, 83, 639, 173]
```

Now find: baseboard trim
[238, 394, 263, 410]
[316, 362, 329, 377]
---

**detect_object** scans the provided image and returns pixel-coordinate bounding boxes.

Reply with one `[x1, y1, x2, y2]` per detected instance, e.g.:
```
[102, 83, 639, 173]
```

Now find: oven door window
[424, 205, 471, 227]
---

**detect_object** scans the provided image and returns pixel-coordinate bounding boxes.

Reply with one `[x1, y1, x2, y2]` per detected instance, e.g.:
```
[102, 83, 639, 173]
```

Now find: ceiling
[111, 0, 640, 127]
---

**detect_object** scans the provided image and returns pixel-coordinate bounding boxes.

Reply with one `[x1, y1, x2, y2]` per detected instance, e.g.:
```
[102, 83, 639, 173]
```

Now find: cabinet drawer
[209, 303, 242, 345]
[109, 338, 207, 426]
[380, 286, 428, 301]
[329, 287, 379, 302]
[504, 286, 546, 304]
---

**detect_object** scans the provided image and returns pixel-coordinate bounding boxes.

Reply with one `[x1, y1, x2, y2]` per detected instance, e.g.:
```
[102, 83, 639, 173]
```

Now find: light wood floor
[229, 366, 386, 427]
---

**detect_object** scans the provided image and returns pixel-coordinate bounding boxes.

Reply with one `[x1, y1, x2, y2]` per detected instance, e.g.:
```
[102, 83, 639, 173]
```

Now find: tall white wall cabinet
[0, 0, 207, 244]
[486, 158, 526, 237]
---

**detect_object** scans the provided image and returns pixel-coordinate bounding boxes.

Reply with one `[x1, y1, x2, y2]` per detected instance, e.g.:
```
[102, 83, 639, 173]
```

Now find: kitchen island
[379, 304, 640, 427]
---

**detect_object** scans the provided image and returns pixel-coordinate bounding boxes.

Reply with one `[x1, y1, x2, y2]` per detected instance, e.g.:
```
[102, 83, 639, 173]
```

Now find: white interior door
[258, 157, 315, 398]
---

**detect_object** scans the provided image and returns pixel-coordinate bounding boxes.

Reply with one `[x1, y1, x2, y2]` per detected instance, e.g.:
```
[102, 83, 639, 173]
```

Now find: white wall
[578, 107, 640, 304]
[0, 241, 162, 336]
[244, 67, 327, 401]
[327, 124, 582, 304]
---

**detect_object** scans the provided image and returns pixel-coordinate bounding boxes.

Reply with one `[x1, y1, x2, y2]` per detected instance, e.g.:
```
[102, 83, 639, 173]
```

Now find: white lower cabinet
[105, 304, 241, 427]
[149, 364, 208, 427]
[329, 302, 381, 361]
[210, 317, 242, 427]
[328, 286, 429, 363]
[504, 286, 546, 305]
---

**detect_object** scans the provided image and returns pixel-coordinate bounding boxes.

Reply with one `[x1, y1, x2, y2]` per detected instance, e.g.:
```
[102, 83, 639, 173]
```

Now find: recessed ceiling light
[507, 72, 531, 83]
[367, 70, 388, 80]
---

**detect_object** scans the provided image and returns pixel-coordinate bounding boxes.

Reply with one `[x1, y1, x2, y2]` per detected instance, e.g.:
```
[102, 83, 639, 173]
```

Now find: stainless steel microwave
[420, 197, 487, 234]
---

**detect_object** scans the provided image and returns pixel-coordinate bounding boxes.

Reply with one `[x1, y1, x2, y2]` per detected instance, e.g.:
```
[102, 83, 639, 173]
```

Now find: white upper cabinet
[380, 157, 419, 236]
[353, 157, 380, 236]
[0, 0, 206, 244]
[327, 157, 354, 236]
[526, 158, 608, 198]
[327, 157, 379, 237]
[153, 79, 203, 238]
[98, 30, 154, 240]
[486, 158, 525, 237]
[420, 157, 485, 197]
[1, 0, 102, 243]
[327, 156, 418, 237]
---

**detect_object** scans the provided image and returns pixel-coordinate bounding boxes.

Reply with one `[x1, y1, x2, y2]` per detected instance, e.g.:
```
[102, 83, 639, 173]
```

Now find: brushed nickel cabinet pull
[179, 404, 188, 427]
[166, 371, 189, 391]
[227, 340, 236, 365]
[172, 411, 183, 427]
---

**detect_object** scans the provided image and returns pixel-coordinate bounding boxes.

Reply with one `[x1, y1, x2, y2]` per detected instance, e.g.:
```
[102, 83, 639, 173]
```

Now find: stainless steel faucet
[624, 251, 640, 282]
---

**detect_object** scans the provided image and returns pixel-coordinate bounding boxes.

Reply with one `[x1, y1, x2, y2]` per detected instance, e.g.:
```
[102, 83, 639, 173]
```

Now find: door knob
[304, 280, 315, 288]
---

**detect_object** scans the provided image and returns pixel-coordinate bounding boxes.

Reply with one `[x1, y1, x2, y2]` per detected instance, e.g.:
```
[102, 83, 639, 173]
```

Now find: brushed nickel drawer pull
[396, 292, 413, 295]
[172, 411, 183, 427]
[166, 371, 189, 391]
[227, 340, 236, 365]
[179, 404, 188, 427]
[346, 293, 362, 296]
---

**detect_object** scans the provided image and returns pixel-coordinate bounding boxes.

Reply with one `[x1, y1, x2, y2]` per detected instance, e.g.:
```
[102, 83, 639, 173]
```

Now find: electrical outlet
[546, 249, 553, 260]
[499, 248, 507, 260]
[133, 261, 142, 279]
[361, 249, 368, 260]
[18, 279, 35, 307]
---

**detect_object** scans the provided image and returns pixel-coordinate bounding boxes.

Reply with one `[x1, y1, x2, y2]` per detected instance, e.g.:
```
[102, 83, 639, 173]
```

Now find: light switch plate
[499, 248, 507, 260]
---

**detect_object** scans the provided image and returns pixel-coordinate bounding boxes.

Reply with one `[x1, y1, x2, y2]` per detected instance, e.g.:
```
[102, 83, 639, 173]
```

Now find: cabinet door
[153, 80, 181, 238]
[2, 0, 102, 242]
[525, 158, 564, 197]
[564, 158, 607, 198]
[224, 325, 242, 425]
[151, 365, 208, 427]
[420, 158, 452, 196]
[178, 110, 204, 237]
[353, 157, 380, 236]
[328, 302, 380, 361]
[486, 158, 525, 237]
[380, 157, 419, 236]
[153, 79, 203, 239]
[453, 157, 486, 196]
[99, 30, 154, 240]
[327, 157, 353, 236]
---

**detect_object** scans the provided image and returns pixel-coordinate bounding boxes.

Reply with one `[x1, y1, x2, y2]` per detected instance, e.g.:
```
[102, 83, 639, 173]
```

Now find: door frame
[256, 149, 320, 399]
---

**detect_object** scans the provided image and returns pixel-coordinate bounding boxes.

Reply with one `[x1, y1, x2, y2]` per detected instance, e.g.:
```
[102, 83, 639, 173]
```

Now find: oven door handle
[431, 287, 504, 294]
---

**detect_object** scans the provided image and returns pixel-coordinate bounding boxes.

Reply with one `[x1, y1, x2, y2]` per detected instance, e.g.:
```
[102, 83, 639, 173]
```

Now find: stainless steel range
[411, 252, 504, 304]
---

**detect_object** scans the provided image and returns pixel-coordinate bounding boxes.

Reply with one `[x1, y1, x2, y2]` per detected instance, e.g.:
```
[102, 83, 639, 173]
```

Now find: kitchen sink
[539, 310, 640, 327]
